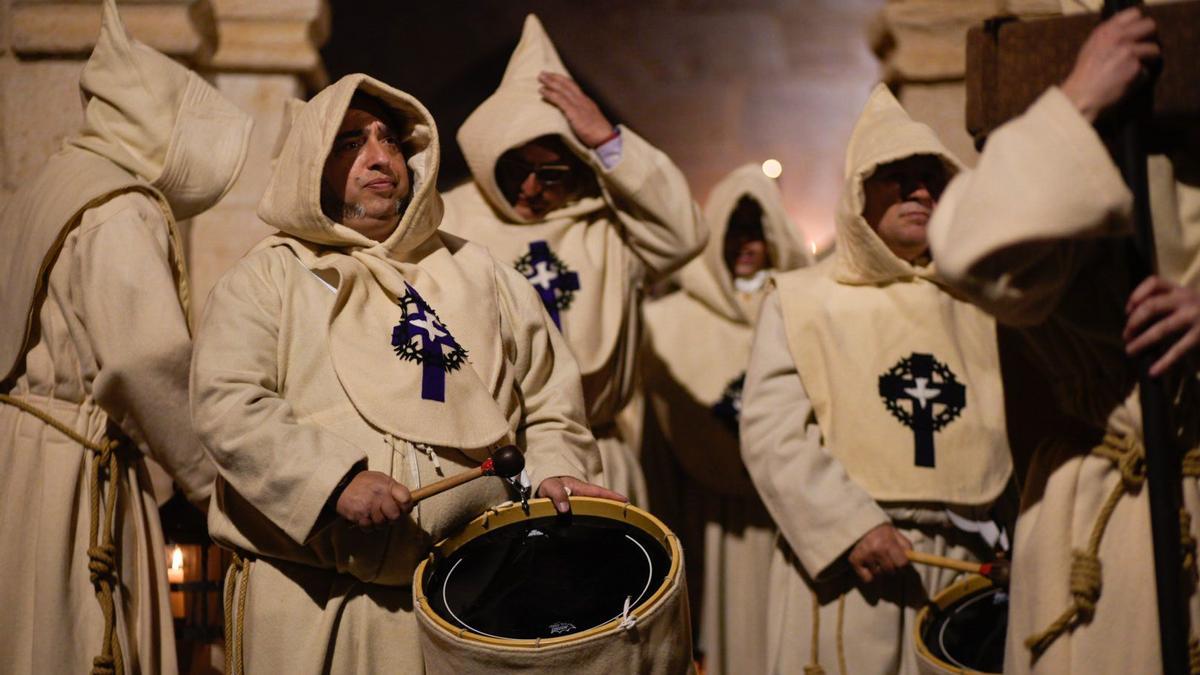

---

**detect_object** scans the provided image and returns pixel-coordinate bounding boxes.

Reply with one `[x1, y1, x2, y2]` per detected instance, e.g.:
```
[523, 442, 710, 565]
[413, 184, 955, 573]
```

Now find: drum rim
[413, 496, 682, 649]
[913, 573, 1000, 675]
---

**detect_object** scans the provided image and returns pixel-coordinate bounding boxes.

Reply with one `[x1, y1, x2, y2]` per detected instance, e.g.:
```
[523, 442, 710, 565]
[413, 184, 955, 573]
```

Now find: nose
[519, 171, 542, 197]
[363, 135, 390, 172]
[904, 180, 934, 206]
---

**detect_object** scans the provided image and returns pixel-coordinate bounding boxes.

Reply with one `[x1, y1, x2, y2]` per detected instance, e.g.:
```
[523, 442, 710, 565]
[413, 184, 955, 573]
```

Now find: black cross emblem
[711, 372, 746, 437]
[877, 353, 965, 468]
[514, 240, 580, 329]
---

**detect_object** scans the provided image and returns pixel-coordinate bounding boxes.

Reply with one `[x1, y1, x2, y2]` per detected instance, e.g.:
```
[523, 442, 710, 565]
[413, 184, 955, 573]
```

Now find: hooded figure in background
[929, 9, 1200, 673]
[442, 15, 707, 506]
[739, 84, 1015, 674]
[191, 73, 618, 672]
[0, 1, 250, 672]
[640, 164, 812, 674]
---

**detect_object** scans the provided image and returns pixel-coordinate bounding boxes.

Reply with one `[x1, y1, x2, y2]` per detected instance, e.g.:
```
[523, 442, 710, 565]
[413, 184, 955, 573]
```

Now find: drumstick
[409, 445, 524, 504]
[905, 550, 1011, 585]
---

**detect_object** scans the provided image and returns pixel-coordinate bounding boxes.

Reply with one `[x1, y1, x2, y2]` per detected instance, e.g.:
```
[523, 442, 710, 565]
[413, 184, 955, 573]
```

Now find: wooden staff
[410, 445, 524, 504]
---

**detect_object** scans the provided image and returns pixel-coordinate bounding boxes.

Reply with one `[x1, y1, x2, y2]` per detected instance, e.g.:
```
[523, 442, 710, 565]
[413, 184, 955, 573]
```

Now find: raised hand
[1060, 7, 1160, 123]
[538, 72, 615, 148]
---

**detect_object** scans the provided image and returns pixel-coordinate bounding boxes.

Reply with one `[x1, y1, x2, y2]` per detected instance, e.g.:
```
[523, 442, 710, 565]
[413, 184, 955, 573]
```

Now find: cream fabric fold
[0, 0, 250, 384]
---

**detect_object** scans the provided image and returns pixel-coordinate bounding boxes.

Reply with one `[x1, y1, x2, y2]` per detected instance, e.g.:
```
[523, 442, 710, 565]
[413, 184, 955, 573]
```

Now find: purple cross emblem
[514, 240, 579, 328]
[392, 283, 468, 402]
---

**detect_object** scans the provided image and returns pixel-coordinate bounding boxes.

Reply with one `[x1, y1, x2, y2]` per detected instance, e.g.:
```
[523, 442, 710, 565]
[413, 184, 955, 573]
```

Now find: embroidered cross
[877, 352, 965, 468]
[391, 282, 468, 402]
[711, 372, 746, 437]
[514, 240, 579, 328]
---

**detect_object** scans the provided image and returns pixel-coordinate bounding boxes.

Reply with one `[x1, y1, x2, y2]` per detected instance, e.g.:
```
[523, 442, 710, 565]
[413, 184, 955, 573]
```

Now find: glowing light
[810, 241, 817, 255]
[171, 545, 183, 571]
[761, 159, 783, 179]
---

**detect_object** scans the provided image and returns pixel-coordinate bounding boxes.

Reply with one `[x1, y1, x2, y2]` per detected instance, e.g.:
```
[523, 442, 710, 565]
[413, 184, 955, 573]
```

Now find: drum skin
[915, 574, 1007, 675]
[414, 497, 695, 674]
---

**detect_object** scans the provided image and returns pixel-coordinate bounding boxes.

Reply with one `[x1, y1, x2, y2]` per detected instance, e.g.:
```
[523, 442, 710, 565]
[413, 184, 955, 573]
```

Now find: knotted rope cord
[0, 394, 124, 675]
[223, 553, 251, 675]
[1026, 436, 1200, 660]
[803, 591, 849, 675]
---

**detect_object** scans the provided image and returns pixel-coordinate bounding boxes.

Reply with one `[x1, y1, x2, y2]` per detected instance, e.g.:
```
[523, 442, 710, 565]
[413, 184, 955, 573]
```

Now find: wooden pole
[1103, 2, 1189, 673]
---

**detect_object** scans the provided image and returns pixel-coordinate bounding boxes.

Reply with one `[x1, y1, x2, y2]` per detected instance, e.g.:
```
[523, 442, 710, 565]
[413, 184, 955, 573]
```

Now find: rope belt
[223, 552, 251, 675]
[804, 591, 847, 675]
[1026, 433, 1200, 666]
[0, 393, 124, 675]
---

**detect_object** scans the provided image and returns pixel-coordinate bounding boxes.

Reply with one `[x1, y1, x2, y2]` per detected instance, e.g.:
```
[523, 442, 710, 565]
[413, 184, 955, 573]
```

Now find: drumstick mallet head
[905, 550, 1012, 586]
[409, 445, 525, 504]
[481, 445, 524, 479]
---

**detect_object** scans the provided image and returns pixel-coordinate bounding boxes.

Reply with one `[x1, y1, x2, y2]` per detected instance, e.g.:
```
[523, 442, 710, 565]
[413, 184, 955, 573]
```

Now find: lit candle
[168, 545, 185, 619]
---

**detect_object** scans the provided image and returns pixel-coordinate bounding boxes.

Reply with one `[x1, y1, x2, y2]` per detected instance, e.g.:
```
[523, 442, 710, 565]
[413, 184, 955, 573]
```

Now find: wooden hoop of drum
[915, 574, 1008, 675]
[414, 497, 693, 674]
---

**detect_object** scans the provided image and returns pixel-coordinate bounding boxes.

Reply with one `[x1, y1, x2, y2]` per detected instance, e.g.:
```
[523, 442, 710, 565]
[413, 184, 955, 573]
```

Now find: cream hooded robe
[740, 85, 1014, 675]
[191, 73, 596, 673]
[928, 84, 1200, 674]
[0, 2, 250, 673]
[442, 15, 706, 505]
[641, 164, 812, 675]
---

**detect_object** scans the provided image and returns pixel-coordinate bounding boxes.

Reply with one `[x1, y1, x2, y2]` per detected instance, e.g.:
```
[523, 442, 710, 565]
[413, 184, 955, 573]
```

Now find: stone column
[0, 0, 328, 319]
[870, 0, 1062, 167]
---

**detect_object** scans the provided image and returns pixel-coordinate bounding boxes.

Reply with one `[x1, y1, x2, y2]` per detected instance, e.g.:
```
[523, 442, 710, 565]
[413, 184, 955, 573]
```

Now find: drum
[915, 574, 1008, 674]
[414, 497, 693, 674]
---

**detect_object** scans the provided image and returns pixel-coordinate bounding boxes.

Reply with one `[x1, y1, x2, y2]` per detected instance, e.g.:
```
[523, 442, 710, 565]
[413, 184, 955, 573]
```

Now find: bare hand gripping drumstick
[905, 550, 1011, 586]
[409, 445, 525, 504]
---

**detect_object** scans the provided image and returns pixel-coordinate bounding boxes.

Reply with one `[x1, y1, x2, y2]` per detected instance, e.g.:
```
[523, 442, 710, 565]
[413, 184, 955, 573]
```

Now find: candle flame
[171, 545, 183, 571]
[810, 241, 817, 255]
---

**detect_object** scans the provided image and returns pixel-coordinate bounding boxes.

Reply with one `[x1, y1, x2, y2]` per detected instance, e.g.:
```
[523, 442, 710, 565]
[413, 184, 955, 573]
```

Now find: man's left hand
[538, 72, 615, 148]
[536, 475, 627, 513]
[1124, 275, 1200, 376]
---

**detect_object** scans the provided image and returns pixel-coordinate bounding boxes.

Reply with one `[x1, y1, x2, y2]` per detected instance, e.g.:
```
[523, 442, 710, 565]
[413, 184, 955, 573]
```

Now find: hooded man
[739, 85, 1015, 674]
[0, 1, 251, 672]
[441, 15, 707, 506]
[641, 164, 813, 674]
[928, 9, 1200, 673]
[191, 73, 622, 672]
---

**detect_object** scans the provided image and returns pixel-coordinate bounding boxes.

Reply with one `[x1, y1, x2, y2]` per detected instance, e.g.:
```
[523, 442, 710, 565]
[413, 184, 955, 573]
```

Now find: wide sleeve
[740, 291, 889, 578]
[597, 126, 708, 280]
[496, 263, 598, 484]
[190, 251, 365, 545]
[74, 193, 215, 505]
[928, 87, 1133, 326]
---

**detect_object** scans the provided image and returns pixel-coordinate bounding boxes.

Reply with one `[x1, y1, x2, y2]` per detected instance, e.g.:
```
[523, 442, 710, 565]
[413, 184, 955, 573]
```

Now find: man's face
[724, 198, 771, 280]
[321, 97, 411, 242]
[496, 137, 585, 220]
[861, 154, 948, 262]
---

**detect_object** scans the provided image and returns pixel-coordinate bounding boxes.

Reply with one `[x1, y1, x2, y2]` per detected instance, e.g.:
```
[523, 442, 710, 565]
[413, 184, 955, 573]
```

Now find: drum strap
[223, 552, 252, 675]
[1025, 434, 1200, 665]
[0, 393, 125, 675]
[804, 591, 847, 675]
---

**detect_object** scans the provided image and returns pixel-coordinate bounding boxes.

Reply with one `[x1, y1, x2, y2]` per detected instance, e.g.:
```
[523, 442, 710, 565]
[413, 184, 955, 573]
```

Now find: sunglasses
[497, 158, 575, 187]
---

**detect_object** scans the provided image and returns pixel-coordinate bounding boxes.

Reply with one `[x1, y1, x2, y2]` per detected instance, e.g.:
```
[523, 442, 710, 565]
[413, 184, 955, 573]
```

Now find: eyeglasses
[496, 157, 575, 187]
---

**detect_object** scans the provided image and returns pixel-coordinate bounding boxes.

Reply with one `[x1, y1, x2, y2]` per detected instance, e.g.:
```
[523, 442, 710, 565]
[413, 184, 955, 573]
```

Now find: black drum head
[922, 585, 1008, 673]
[422, 513, 671, 640]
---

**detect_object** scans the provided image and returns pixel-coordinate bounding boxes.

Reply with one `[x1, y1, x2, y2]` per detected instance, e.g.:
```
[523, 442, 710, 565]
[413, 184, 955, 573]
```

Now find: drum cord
[1024, 434, 1200, 669]
[804, 590, 847, 675]
[0, 393, 125, 675]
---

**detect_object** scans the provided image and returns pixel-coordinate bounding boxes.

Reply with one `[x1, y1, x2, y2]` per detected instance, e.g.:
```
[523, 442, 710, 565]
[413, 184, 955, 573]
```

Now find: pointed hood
[680, 164, 813, 323]
[456, 14, 607, 224]
[1, 0, 251, 384]
[832, 83, 963, 285]
[70, 0, 252, 221]
[258, 74, 445, 259]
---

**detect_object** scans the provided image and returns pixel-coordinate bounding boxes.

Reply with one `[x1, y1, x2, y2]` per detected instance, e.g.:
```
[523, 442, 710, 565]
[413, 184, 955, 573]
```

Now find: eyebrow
[333, 122, 397, 144]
